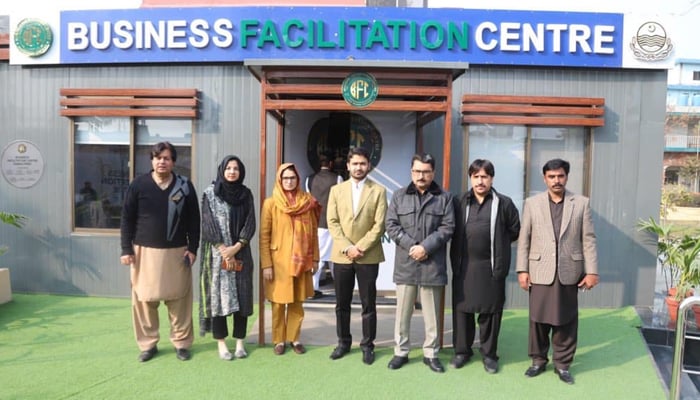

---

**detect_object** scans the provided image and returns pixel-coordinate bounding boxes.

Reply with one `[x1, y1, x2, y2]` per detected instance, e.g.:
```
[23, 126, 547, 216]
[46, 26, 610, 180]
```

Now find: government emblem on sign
[14, 18, 53, 57]
[342, 73, 379, 108]
[630, 21, 673, 62]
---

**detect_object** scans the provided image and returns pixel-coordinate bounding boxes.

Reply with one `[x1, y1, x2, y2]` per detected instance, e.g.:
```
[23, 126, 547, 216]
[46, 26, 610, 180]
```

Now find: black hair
[150, 141, 177, 162]
[468, 159, 495, 177]
[542, 158, 570, 175]
[346, 147, 371, 163]
[411, 153, 435, 170]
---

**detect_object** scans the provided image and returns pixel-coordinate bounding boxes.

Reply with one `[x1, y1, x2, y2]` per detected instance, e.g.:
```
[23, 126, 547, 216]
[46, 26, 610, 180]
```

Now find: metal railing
[666, 135, 700, 149]
[670, 296, 700, 399]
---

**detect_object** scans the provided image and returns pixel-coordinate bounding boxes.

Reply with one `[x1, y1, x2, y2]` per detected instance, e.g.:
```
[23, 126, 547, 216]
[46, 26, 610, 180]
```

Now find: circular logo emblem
[306, 113, 383, 176]
[342, 73, 379, 108]
[630, 21, 673, 61]
[14, 18, 53, 57]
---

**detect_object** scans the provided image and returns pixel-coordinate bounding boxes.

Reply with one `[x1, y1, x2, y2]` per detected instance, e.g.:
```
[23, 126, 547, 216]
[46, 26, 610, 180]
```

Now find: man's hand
[345, 246, 364, 261]
[518, 272, 531, 291]
[578, 274, 599, 291]
[263, 268, 274, 281]
[409, 245, 428, 262]
[120, 255, 134, 266]
[183, 250, 195, 267]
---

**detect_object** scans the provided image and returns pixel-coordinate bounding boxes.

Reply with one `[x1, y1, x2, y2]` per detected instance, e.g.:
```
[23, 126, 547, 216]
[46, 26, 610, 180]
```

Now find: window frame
[460, 94, 603, 199]
[62, 88, 199, 233]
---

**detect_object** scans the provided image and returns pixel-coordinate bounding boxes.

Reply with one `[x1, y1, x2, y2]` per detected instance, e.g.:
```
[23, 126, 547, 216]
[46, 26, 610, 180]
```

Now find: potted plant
[639, 217, 700, 323]
[0, 211, 27, 256]
[0, 211, 27, 304]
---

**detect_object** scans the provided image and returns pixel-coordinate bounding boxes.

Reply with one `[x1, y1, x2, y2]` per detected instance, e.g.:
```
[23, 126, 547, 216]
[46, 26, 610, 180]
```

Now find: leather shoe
[362, 349, 375, 365]
[524, 363, 547, 377]
[330, 346, 350, 360]
[483, 357, 498, 374]
[450, 353, 471, 369]
[423, 357, 445, 373]
[175, 348, 191, 361]
[273, 342, 286, 355]
[291, 342, 306, 355]
[138, 346, 158, 362]
[387, 355, 409, 370]
[555, 368, 575, 384]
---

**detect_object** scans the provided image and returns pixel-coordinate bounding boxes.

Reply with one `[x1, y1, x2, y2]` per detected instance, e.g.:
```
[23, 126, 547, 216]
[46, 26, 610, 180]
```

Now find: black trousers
[211, 312, 248, 340]
[528, 316, 578, 370]
[453, 310, 502, 360]
[333, 262, 378, 350]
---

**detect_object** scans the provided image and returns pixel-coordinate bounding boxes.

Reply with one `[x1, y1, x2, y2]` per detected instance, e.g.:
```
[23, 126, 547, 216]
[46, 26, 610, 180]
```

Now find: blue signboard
[59, 7, 624, 67]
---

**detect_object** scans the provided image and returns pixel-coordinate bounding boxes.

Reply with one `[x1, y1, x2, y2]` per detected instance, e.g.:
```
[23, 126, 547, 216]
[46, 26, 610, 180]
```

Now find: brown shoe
[273, 342, 286, 355]
[291, 342, 306, 354]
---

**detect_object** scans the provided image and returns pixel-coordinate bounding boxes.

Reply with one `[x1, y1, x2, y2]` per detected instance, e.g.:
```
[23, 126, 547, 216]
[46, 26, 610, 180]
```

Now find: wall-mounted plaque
[1, 140, 45, 188]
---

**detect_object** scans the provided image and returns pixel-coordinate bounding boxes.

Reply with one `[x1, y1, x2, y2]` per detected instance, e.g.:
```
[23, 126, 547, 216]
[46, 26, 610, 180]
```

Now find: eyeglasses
[411, 169, 434, 176]
[281, 176, 297, 181]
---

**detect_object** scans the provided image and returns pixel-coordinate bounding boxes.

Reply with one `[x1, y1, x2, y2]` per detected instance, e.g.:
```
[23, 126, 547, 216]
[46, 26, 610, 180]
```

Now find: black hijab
[213, 155, 248, 206]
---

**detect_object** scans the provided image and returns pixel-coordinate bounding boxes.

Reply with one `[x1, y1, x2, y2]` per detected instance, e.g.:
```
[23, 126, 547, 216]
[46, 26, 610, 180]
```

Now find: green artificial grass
[0, 294, 665, 399]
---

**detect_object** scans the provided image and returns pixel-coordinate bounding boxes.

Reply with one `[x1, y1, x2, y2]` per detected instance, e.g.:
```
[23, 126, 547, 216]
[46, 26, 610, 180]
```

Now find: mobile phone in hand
[183, 255, 191, 267]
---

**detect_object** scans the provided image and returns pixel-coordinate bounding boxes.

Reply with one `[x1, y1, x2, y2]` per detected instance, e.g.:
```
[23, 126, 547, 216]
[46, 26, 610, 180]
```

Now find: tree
[661, 184, 692, 219]
[679, 156, 700, 192]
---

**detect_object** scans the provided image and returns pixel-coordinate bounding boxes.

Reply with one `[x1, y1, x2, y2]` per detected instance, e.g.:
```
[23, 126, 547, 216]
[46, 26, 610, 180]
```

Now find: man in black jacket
[449, 159, 520, 374]
[385, 153, 455, 373]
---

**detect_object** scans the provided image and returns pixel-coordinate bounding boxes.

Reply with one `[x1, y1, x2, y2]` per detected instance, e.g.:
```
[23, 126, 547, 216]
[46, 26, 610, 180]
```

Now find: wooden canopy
[247, 60, 466, 345]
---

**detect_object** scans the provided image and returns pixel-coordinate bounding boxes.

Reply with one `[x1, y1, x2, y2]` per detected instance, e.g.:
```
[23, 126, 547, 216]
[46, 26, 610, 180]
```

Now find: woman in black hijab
[199, 155, 256, 360]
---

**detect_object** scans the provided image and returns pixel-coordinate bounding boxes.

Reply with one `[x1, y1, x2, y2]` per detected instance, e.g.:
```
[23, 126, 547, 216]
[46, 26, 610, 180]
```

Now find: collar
[406, 181, 442, 195]
[351, 177, 367, 187]
[466, 188, 495, 201]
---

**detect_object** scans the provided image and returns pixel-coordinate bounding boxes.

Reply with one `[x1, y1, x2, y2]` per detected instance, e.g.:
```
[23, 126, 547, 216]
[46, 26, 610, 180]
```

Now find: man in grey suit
[516, 158, 599, 385]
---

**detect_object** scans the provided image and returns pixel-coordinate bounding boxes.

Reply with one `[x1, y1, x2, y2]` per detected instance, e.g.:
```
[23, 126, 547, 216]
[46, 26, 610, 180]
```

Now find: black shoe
[362, 349, 375, 365]
[524, 363, 547, 377]
[450, 353, 471, 369]
[176, 348, 191, 361]
[555, 368, 575, 384]
[422, 357, 445, 373]
[483, 357, 498, 374]
[138, 346, 158, 362]
[329, 346, 350, 360]
[387, 355, 409, 370]
[311, 290, 324, 299]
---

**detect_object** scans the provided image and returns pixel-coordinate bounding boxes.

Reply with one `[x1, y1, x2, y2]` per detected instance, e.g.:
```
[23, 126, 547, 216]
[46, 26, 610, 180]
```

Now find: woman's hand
[263, 268, 274, 281]
[218, 243, 242, 261]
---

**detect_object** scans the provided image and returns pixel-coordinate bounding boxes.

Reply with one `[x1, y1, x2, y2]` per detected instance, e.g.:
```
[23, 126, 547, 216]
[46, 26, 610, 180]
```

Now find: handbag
[222, 257, 243, 272]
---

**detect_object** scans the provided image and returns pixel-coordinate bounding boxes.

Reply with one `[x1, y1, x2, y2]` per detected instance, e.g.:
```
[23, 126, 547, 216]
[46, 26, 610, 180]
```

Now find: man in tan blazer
[516, 158, 599, 385]
[326, 147, 387, 365]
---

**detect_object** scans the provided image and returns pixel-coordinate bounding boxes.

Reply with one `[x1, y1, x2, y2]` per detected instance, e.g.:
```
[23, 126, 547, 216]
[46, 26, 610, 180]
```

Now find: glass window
[467, 124, 590, 210]
[467, 124, 526, 211]
[528, 127, 586, 197]
[134, 118, 193, 178]
[665, 167, 679, 185]
[73, 117, 193, 230]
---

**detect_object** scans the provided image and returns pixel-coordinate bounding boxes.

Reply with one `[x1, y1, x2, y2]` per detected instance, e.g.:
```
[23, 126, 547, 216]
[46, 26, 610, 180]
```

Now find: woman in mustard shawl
[260, 163, 321, 355]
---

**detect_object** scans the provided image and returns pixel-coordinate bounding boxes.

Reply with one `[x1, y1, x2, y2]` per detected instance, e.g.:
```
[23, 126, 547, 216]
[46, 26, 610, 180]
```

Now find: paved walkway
[248, 302, 455, 349]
